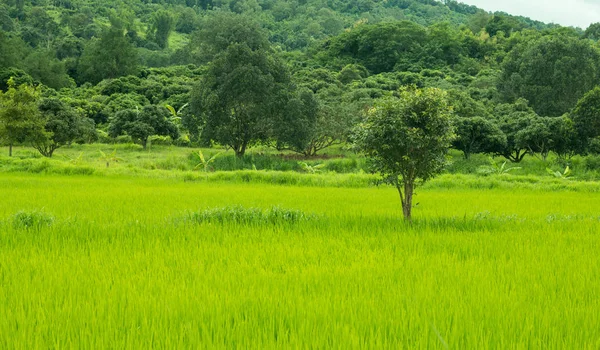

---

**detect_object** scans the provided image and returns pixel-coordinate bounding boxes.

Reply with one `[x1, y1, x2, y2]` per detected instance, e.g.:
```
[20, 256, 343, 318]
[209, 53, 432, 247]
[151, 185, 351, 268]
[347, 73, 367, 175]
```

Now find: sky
[461, 0, 600, 29]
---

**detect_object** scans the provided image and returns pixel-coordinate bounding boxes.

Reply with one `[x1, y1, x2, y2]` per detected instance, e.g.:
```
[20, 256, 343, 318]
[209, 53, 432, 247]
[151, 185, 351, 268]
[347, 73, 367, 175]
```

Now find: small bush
[12, 210, 54, 230]
[584, 156, 600, 171]
[324, 158, 365, 173]
[181, 205, 314, 226]
[97, 130, 113, 144]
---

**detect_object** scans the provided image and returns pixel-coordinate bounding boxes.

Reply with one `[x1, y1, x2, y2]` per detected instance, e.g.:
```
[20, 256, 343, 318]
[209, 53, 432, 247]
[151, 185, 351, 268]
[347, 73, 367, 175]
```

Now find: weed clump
[11, 210, 55, 230]
[182, 205, 314, 226]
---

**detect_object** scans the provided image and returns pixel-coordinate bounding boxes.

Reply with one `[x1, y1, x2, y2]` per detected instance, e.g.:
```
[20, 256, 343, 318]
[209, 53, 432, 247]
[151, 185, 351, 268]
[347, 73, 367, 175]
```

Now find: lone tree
[0, 79, 45, 156]
[355, 87, 454, 221]
[32, 98, 96, 157]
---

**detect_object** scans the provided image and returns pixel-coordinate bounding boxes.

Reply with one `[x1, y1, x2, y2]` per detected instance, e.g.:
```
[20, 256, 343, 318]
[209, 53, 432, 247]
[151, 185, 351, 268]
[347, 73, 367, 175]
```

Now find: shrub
[584, 156, 600, 171]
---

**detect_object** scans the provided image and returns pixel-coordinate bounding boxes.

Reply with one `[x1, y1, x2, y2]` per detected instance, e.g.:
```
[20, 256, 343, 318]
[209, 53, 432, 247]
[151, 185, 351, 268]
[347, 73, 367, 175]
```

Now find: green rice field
[2, 170, 600, 348]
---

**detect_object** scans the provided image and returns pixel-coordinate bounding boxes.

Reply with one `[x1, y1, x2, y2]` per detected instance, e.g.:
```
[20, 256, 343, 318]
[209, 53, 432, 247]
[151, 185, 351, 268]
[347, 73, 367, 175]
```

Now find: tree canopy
[355, 87, 454, 220]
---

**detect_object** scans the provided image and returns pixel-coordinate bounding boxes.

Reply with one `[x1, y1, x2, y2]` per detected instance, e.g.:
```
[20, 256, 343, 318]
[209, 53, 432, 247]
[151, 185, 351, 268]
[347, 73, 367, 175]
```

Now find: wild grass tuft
[11, 210, 55, 230]
[181, 205, 315, 225]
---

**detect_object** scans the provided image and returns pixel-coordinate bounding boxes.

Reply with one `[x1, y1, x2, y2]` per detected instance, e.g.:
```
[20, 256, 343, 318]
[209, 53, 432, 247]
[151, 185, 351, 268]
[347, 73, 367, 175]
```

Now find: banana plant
[99, 149, 123, 168]
[165, 103, 188, 127]
[194, 149, 221, 173]
[63, 152, 84, 165]
[477, 157, 521, 175]
[547, 166, 573, 179]
[299, 162, 326, 174]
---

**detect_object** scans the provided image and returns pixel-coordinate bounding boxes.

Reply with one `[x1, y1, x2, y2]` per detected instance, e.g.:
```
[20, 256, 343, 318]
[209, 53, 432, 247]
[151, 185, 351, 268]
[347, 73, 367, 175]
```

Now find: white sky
[460, 0, 600, 29]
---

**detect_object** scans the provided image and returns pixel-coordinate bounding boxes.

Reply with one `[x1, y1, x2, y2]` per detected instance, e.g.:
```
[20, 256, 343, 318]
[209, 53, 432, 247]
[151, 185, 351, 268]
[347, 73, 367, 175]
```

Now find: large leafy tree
[513, 116, 554, 161]
[321, 21, 427, 74]
[513, 115, 579, 161]
[498, 35, 600, 117]
[0, 79, 45, 156]
[355, 87, 454, 221]
[485, 15, 524, 37]
[77, 26, 138, 84]
[108, 105, 179, 149]
[191, 12, 269, 63]
[452, 116, 506, 159]
[148, 10, 174, 49]
[191, 14, 292, 157]
[32, 98, 95, 157]
[571, 87, 600, 147]
[274, 88, 320, 155]
[547, 116, 579, 160]
[493, 99, 538, 162]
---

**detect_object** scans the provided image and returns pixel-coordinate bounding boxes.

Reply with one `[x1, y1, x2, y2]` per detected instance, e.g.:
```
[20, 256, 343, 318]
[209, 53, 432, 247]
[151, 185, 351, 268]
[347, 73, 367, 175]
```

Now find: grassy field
[1, 167, 600, 347]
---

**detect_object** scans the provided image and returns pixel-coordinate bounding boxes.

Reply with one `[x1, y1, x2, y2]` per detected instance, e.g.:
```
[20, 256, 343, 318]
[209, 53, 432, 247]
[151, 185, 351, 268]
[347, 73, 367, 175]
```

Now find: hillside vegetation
[2, 0, 600, 167]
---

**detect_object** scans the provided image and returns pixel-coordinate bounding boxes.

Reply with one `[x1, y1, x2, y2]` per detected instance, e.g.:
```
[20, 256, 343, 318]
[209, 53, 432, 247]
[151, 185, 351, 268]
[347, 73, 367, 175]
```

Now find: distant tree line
[1, 2, 600, 164]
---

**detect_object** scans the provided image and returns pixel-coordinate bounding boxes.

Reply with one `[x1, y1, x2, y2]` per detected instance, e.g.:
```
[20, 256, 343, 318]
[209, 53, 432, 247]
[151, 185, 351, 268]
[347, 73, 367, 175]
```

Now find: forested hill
[2, 0, 600, 159]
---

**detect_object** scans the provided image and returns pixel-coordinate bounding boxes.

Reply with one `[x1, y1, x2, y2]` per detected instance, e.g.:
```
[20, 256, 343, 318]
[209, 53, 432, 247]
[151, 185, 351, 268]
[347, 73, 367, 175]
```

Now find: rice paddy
[1, 170, 600, 348]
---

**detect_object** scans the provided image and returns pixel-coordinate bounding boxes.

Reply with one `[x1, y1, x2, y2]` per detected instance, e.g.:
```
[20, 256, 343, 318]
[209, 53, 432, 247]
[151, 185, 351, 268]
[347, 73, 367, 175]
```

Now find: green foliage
[11, 210, 54, 230]
[0, 67, 33, 91]
[175, 7, 198, 34]
[546, 166, 573, 180]
[108, 105, 179, 149]
[32, 98, 96, 157]
[493, 100, 537, 163]
[77, 26, 138, 84]
[274, 88, 320, 155]
[98, 148, 123, 168]
[584, 22, 600, 41]
[148, 10, 174, 49]
[191, 12, 270, 63]
[477, 157, 521, 176]
[192, 149, 221, 173]
[499, 35, 600, 117]
[572, 87, 600, 147]
[452, 116, 506, 159]
[485, 14, 524, 37]
[191, 38, 291, 157]
[0, 0, 596, 169]
[355, 87, 454, 220]
[299, 162, 326, 174]
[0, 79, 45, 156]
[321, 21, 428, 74]
[182, 205, 313, 226]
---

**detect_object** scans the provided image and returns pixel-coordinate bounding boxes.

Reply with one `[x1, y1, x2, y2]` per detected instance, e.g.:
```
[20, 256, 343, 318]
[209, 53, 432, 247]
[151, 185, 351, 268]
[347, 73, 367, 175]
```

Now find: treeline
[1, 0, 600, 163]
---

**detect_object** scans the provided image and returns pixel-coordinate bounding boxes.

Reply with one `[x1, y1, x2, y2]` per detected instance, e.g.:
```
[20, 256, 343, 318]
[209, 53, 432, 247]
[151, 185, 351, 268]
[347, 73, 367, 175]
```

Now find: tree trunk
[235, 141, 248, 158]
[396, 181, 414, 222]
[142, 139, 147, 150]
[402, 181, 413, 222]
[9, 143, 12, 157]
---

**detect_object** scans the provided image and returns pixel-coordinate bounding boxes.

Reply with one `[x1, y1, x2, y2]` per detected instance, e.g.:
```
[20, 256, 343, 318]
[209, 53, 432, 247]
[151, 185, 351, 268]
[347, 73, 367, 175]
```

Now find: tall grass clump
[11, 210, 54, 230]
[181, 205, 315, 226]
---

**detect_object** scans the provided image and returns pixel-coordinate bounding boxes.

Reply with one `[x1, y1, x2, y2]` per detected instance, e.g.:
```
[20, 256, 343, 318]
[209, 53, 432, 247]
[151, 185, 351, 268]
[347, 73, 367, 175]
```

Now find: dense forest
[2, 0, 600, 161]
